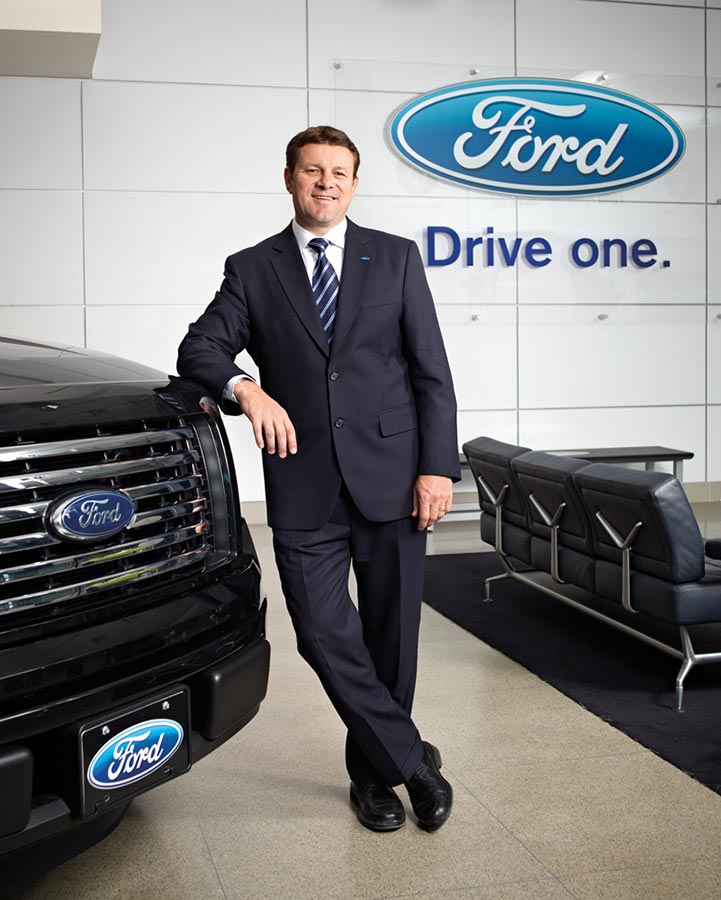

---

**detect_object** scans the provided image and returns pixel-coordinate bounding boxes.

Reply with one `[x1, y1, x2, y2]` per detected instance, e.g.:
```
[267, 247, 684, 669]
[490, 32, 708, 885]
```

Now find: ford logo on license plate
[386, 78, 685, 196]
[48, 489, 136, 541]
[87, 719, 184, 789]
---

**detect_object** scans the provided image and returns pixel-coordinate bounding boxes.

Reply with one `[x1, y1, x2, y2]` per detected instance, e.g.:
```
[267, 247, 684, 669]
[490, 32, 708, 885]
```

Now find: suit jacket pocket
[378, 404, 418, 437]
[361, 299, 397, 309]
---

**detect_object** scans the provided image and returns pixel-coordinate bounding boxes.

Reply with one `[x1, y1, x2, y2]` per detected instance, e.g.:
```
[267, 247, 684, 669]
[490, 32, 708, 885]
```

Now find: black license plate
[78, 687, 191, 818]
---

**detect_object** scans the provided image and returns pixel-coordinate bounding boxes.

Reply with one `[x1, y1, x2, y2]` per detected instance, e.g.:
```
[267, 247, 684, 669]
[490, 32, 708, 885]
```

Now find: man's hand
[412, 475, 453, 530]
[233, 379, 297, 458]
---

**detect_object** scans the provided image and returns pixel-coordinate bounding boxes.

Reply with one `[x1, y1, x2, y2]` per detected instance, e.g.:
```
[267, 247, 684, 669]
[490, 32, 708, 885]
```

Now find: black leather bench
[463, 435, 721, 710]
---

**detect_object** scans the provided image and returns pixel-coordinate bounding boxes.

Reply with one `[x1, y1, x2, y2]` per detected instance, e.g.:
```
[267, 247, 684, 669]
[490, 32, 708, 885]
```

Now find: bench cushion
[480, 511, 531, 564]
[512, 450, 594, 554]
[530, 537, 595, 592]
[463, 436, 531, 530]
[596, 560, 721, 625]
[574, 464, 705, 584]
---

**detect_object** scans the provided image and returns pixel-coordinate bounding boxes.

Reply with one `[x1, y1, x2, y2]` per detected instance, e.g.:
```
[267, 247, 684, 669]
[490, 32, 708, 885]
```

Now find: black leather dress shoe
[349, 782, 406, 831]
[404, 741, 453, 832]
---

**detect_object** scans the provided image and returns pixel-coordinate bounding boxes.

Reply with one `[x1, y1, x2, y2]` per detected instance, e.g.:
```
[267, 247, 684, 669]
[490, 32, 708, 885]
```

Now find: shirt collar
[292, 218, 348, 253]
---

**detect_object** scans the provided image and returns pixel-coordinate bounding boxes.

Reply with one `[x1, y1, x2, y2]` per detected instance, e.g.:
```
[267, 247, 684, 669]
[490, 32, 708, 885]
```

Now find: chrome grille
[0, 420, 215, 616]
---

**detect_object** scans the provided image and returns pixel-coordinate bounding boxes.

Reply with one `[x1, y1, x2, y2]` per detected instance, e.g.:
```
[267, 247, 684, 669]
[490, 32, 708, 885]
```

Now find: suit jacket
[177, 219, 460, 530]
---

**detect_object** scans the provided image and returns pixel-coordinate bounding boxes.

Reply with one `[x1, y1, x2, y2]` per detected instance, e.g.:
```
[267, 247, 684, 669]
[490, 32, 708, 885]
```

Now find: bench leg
[484, 572, 511, 601]
[676, 627, 696, 712]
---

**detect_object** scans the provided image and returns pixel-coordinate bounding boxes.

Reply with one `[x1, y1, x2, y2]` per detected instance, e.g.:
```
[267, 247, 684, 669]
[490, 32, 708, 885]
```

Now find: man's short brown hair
[285, 126, 360, 177]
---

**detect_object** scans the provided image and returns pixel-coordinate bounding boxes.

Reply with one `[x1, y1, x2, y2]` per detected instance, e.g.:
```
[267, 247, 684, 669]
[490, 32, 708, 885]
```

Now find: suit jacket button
[329, 371, 339, 381]
[334, 419, 344, 428]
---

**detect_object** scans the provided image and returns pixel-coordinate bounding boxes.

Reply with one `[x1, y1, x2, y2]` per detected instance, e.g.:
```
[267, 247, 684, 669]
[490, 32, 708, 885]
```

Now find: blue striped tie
[308, 238, 339, 344]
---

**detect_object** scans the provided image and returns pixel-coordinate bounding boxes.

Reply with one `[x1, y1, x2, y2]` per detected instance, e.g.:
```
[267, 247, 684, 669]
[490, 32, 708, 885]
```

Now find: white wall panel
[86, 305, 196, 377]
[222, 415, 267, 503]
[0, 77, 81, 189]
[437, 306, 516, 410]
[710, 206, 721, 303]
[0, 190, 83, 306]
[709, 406, 721, 482]
[350, 195, 518, 303]
[308, 0, 514, 92]
[516, 0, 704, 105]
[520, 405, 706, 482]
[86, 302, 266, 501]
[458, 410, 518, 448]
[606, 1, 701, 5]
[85, 305, 260, 382]
[0, 0, 717, 506]
[709, 108, 721, 203]
[519, 305, 705, 408]
[709, 11, 721, 107]
[92, 0, 306, 88]
[517, 200, 705, 303]
[83, 81, 306, 192]
[86, 305, 264, 500]
[710, 306, 721, 405]
[0, 306, 84, 347]
[84, 192, 292, 305]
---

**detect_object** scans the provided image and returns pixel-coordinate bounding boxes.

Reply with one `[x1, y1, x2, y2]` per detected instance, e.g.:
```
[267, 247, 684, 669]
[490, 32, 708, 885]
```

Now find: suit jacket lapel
[270, 224, 330, 358]
[331, 220, 372, 356]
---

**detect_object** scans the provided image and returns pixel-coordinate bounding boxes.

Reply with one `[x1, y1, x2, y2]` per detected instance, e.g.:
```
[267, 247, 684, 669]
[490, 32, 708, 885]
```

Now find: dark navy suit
[178, 218, 459, 785]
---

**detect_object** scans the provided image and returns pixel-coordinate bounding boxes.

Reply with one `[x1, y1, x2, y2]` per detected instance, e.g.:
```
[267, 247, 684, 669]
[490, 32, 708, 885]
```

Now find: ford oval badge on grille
[386, 78, 685, 196]
[49, 489, 136, 541]
[87, 719, 184, 789]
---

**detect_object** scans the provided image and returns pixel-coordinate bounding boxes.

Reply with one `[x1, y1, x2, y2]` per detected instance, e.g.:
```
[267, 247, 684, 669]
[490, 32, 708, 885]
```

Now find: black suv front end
[0, 338, 269, 893]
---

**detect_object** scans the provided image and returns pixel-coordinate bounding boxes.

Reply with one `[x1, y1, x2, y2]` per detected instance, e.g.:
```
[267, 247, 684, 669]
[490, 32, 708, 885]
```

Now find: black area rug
[423, 552, 721, 795]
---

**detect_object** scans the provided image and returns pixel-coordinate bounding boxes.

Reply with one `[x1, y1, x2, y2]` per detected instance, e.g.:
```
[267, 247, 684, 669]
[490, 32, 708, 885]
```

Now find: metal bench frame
[477, 474, 721, 711]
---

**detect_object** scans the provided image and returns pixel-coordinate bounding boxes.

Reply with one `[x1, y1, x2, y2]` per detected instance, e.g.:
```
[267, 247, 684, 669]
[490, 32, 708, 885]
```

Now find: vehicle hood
[0, 336, 194, 430]
[0, 336, 167, 388]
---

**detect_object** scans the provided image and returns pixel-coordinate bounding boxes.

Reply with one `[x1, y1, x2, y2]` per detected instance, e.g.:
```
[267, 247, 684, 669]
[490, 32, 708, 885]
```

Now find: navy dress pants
[272, 488, 427, 787]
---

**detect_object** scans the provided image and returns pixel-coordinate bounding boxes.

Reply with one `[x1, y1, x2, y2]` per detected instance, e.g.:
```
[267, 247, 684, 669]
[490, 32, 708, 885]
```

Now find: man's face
[284, 143, 358, 235]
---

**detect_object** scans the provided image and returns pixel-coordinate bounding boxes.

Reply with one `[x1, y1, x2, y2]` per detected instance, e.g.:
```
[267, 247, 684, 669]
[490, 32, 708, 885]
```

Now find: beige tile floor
[14, 504, 721, 900]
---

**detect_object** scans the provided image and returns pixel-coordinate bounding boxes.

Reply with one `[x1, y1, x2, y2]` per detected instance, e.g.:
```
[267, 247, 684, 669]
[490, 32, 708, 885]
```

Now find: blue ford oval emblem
[387, 78, 685, 196]
[87, 719, 184, 789]
[49, 489, 136, 541]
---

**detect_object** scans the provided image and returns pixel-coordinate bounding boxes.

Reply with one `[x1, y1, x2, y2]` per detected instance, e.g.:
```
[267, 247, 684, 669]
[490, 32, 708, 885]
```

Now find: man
[177, 126, 460, 832]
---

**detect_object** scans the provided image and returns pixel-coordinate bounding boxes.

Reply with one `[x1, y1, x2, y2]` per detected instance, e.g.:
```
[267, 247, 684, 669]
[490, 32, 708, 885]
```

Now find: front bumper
[0, 556, 269, 893]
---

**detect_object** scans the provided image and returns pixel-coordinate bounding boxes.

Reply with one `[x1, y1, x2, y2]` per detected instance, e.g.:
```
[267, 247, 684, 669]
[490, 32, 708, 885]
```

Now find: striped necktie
[308, 237, 339, 344]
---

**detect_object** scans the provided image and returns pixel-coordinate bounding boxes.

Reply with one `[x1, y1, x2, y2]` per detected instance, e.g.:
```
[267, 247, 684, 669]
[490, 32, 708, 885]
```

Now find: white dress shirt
[224, 218, 348, 403]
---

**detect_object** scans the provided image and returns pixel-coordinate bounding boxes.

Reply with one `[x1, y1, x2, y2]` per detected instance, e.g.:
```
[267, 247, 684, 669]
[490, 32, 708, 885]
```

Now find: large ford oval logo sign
[387, 78, 685, 196]
[87, 719, 184, 789]
[48, 488, 136, 542]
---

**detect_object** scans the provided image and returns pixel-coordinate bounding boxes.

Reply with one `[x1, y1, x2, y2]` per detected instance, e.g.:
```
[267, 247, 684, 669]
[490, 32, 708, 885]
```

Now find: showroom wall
[0, 0, 719, 503]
